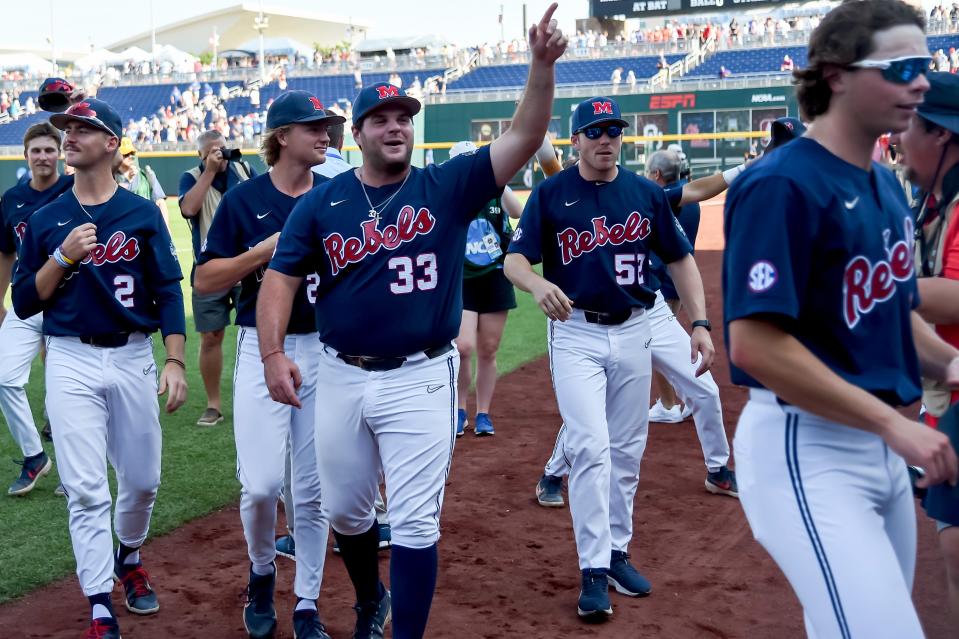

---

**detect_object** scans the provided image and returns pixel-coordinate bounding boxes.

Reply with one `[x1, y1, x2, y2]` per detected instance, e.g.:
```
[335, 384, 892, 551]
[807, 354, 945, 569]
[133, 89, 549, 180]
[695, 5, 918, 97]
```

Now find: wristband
[164, 357, 186, 370]
[722, 164, 746, 185]
[53, 247, 74, 268]
[261, 349, 285, 363]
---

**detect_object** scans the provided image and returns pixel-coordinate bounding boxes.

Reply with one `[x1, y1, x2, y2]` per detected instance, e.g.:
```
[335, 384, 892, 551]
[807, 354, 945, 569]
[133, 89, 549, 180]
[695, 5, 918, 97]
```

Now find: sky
[1, 0, 590, 55]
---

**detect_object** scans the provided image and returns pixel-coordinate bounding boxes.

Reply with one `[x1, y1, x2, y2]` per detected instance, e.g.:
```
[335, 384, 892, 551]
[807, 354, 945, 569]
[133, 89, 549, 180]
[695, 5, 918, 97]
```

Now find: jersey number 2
[388, 254, 438, 294]
[614, 253, 646, 285]
[114, 275, 135, 308]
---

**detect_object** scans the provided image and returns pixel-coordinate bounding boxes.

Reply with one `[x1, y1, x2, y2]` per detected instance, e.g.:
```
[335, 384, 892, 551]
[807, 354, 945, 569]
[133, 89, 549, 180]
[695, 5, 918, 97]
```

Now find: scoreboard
[590, 0, 787, 18]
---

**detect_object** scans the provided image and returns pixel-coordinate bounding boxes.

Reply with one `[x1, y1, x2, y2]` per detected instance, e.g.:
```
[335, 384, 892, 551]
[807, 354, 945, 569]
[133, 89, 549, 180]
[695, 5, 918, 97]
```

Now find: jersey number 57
[615, 253, 646, 285]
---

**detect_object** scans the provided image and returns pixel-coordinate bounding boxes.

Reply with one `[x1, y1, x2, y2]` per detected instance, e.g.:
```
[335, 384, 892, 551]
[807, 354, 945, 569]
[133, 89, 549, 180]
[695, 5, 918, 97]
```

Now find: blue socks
[390, 543, 438, 639]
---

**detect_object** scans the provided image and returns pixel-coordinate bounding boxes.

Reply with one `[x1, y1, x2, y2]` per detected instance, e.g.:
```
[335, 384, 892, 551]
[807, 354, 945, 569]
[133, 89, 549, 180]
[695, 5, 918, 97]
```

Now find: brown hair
[325, 109, 345, 150]
[794, 0, 925, 120]
[259, 125, 292, 166]
[23, 122, 62, 151]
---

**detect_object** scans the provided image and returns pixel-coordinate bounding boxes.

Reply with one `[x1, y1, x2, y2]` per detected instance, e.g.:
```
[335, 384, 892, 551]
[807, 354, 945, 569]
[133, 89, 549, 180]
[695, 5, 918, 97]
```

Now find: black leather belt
[78, 333, 131, 348]
[583, 310, 633, 326]
[337, 343, 454, 372]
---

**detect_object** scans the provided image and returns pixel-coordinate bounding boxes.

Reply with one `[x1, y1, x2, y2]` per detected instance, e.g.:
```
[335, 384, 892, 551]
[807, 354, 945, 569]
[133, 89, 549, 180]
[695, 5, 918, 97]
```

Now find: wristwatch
[691, 319, 712, 332]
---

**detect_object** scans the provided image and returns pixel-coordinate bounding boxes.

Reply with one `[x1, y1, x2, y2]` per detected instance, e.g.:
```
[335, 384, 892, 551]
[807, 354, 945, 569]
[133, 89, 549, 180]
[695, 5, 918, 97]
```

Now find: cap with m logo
[353, 83, 421, 125]
[572, 96, 629, 134]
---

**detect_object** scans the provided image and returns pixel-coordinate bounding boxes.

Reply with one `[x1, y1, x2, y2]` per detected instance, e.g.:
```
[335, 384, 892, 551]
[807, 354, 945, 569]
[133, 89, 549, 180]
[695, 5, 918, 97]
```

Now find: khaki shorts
[192, 285, 240, 333]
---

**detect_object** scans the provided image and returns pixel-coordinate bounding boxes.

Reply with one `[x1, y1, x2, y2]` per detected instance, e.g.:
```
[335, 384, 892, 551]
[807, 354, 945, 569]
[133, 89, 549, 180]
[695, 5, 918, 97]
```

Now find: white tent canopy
[154, 44, 195, 65]
[74, 48, 117, 70]
[236, 36, 313, 58]
[112, 46, 152, 64]
[0, 52, 54, 74]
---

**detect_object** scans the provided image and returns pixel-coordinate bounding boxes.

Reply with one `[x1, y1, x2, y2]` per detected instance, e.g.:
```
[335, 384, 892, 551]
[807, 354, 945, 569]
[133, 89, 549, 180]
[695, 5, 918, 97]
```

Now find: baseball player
[450, 140, 524, 437]
[725, 2, 959, 636]
[258, 6, 567, 637]
[895, 71, 959, 627]
[194, 91, 342, 639]
[12, 98, 187, 639]
[505, 95, 714, 621]
[0, 122, 73, 496]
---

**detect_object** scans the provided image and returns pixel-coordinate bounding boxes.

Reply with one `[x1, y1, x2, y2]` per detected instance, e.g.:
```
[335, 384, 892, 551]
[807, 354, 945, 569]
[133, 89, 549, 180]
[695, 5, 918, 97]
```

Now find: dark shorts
[192, 285, 240, 333]
[463, 269, 516, 314]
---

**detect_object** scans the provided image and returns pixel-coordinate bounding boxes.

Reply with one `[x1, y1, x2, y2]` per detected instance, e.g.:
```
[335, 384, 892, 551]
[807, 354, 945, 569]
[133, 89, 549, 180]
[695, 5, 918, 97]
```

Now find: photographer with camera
[178, 130, 256, 427]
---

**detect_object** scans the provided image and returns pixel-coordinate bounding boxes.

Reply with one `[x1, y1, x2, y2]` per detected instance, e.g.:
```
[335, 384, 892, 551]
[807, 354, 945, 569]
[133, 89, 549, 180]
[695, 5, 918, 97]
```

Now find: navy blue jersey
[723, 137, 921, 406]
[269, 145, 499, 357]
[0, 175, 73, 256]
[197, 172, 326, 334]
[650, 180, 701, 300]
[178, 162, 256, 261]
[12, 188, 185, 338]
[508, 165, 692, 313]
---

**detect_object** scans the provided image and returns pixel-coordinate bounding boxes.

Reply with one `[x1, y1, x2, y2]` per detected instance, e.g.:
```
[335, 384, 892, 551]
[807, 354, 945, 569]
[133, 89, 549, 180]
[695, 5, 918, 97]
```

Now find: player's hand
[264, 352, 303, 409]
[203, 147, 226, 174]
[528, 3, 567, 66]
[690, 326, 715, 377]
[530, 279, 572, 321]
[61, 222, 97, 263]
[884, 417, 958, 488]
[158, 362, 188, 413]
[254, 232, 281, 264]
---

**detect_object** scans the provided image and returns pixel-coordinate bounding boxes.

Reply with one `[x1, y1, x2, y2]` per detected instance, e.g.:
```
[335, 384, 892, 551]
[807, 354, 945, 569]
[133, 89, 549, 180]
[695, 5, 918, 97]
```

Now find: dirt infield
[1, 249, 950, 638]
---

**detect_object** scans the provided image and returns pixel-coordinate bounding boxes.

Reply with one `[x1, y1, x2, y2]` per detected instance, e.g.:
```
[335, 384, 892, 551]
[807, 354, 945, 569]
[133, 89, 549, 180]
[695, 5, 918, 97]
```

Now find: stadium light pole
[48, 0, 57, 74]
[254, 10, 269, 83]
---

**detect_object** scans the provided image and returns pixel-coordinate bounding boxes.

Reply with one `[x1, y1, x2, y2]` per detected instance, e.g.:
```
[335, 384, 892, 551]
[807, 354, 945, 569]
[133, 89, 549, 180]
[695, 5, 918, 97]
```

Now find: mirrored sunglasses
[582, 125, 624, 140]
[848, 56, 931, 84]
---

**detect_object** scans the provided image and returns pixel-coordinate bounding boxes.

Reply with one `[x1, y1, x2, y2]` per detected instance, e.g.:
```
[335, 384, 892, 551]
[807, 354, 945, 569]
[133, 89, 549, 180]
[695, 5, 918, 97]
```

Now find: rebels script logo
[324, 205, 435, 275]
[557, 212, 651, 265]
[81, 231, 140, 266]
[842, 218, 914, 329]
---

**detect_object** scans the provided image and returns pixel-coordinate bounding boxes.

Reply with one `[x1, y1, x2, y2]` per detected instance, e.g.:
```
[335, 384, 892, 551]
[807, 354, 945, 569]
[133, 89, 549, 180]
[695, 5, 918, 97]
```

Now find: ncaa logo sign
[747, 260, 777, 293]
[592, 101, 613, 115]
[376, 85, 400, 99]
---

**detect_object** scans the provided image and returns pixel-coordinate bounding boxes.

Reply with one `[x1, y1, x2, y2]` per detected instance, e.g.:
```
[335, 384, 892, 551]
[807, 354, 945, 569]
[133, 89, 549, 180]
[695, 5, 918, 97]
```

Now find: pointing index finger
[539, 2, 558, 28]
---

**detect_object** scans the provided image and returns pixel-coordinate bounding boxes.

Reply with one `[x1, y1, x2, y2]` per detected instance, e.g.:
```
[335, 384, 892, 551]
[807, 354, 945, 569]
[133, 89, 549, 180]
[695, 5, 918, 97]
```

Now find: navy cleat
[456, 408, 467, 437]
[608, 551, 652, 597]
[535, 474, 565, 507]
[352, 587, 391, 639]
[293, 608, 331, 639]
[705, 466, 739, 498]
[275, 535, 296, 560]
[474, 412, 495, 436]
[378, 522, 392, 550]
[114, 556, 160, 615]
[243, 564, 277, 638]
[84, 617, 121, 639]
[577, 568, 613, 620]
[8, 451, 52, 496]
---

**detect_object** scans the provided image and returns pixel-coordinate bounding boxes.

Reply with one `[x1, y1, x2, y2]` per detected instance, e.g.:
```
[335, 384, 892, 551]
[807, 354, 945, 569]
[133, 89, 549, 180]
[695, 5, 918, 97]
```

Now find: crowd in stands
[0, 89, 38, 120]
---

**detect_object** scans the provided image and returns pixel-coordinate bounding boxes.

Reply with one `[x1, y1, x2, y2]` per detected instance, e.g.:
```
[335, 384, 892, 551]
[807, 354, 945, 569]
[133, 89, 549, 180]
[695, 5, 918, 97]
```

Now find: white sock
[295, 599, 316, 612]
[252, 562, 274, 576]
[91, 604, 112, 620]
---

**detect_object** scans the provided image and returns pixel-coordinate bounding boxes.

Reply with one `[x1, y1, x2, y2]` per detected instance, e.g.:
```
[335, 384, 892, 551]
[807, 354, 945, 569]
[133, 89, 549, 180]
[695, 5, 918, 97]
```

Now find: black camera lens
[220, 147, 243, 161]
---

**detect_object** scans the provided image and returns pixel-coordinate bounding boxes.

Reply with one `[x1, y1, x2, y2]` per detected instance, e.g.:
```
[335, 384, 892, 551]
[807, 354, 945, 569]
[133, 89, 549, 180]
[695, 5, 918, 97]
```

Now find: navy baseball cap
[918, 72, 959, 136]
[37, 77, 75, 113]
[50, 98, 123, 139]
[571, 97, 629, 134]
[351, 83, 421, 125]
[266, 91, 346, 130]
[766, 117, 806, 150]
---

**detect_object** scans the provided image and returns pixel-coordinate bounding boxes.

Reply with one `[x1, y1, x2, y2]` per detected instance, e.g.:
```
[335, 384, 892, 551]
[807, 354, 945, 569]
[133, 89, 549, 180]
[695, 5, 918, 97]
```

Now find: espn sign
[649, 94, 696, 109]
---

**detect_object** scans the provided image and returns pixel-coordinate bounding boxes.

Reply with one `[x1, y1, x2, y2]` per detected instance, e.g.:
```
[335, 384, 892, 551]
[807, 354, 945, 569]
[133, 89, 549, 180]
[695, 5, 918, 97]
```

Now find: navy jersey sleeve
[430, 145, 499, 222]
[11, 218, 48, 318]
[645, 185, 691, 264]
[662, 183, 683, 214]
[0, 198, 14, 255]
[506, 185, 545, 264]
[724, 175, 817, 323]
[269, 190, 321, 278]
[144, 204, 186, 337]
[196, 193, 241, 263]
[177, 171, 197, 205]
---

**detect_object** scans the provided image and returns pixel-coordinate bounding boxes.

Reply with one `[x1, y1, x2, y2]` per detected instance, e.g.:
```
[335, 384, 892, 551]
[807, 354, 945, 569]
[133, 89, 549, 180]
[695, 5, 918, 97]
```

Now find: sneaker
[293, 608, 332, 639]
[244, 564, 277, 638]
[648, 400, 684, 424]
[378, 522, 392, 550]
[577, 568, 613, 620]
[114, 561, 160, 615]
[84, 617, 121, 639]
[474, 413, 495, 436]
[705, 466, 739, 498]
[535, 474, 565, 507]
[276, 535, 296, 560]
[353, 587, 391, 639]
[55, 483, 66, 497]
[456, 409, 467, 437]
[8, 451, 52, 496]
[196, 407, 224, 427]
[41, 421, 53, 442]
[608, 551, 652, 597]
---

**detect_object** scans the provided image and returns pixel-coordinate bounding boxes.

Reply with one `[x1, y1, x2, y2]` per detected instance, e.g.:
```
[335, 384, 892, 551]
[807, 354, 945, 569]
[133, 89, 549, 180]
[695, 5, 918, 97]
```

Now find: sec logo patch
[748, 260, 777, 293]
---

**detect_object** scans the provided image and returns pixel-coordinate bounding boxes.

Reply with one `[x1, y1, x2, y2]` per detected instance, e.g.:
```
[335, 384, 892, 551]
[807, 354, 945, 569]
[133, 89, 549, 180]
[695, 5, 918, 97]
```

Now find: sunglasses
[581, 125, 624, 140]
[848, 56, 931, 84]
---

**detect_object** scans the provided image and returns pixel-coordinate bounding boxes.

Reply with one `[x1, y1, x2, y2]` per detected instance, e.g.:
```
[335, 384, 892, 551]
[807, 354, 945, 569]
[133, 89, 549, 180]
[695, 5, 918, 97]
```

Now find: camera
[219, 146, 243, 162]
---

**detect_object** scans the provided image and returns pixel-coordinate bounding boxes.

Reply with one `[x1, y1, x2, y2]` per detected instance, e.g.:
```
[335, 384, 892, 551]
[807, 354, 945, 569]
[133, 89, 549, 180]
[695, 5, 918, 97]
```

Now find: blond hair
[259, 125, 292, 166]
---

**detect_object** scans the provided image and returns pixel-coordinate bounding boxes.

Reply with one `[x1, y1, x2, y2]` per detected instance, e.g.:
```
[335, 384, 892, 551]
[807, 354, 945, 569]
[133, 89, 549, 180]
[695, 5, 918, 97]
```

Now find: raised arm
[489, 3, 567, 188]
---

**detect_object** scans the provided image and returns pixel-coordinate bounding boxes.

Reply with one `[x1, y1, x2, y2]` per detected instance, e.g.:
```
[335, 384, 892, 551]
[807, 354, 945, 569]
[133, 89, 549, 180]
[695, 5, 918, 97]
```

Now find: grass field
[0, 195, 548, 603]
